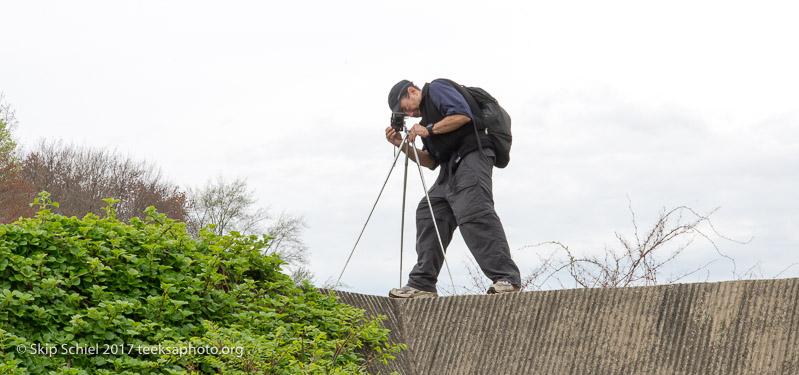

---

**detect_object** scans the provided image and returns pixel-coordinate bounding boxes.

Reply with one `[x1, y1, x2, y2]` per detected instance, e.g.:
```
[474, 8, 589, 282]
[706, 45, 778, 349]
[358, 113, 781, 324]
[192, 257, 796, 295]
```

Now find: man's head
[388, 80, 422, 117]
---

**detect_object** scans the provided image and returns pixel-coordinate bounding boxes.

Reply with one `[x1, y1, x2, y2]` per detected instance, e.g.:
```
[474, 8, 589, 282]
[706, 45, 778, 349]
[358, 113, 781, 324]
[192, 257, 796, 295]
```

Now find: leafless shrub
[18, 140, 187, 221]
[0, 158, 36, 223]
[264, 211, 310, 267]
[0, 93, 19, 157]
[462, 200, 758, 293]
[561, 202, 745, 288]
[185, 175, 270, 236]
[186, 175, 312, 283]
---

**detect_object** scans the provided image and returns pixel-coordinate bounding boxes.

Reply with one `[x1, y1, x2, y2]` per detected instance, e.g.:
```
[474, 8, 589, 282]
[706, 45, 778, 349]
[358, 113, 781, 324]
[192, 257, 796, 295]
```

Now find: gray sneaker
[389, 285, 438, 299]
[487, 280, 520, 294]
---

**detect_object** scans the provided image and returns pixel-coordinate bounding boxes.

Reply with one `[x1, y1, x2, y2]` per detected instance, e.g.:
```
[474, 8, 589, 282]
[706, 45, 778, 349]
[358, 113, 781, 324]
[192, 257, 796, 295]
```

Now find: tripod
[334, 125, 455, 294]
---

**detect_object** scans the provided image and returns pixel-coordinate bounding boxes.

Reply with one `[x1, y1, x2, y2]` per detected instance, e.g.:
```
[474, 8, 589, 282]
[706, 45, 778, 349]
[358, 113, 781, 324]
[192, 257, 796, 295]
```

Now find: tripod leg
[334, 131, 411, 290]
[400, 138, 411, 287]
[410, 144, 457, 296]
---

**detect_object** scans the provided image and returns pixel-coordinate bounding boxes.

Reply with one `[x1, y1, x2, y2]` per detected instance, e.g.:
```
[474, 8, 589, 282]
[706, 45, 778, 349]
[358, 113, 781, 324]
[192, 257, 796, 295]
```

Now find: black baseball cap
[388, 80, 413, 112]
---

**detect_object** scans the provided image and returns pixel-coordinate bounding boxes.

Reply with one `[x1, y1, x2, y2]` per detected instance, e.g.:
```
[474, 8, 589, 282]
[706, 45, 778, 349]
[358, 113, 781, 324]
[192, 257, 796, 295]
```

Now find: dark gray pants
[407, 149, 521, 292]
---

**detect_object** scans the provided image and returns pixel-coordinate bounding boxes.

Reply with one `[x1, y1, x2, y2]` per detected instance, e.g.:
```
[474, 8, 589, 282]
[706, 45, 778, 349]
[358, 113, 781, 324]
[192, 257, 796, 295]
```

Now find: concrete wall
[335, 278, 799, 375]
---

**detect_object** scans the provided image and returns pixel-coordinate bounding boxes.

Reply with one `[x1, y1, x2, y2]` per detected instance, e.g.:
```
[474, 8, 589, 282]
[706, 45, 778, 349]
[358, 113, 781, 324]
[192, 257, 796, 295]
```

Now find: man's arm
[385, 126, 438, 170]
[410, 114, 471, 139]
[399, 113, 471, 168]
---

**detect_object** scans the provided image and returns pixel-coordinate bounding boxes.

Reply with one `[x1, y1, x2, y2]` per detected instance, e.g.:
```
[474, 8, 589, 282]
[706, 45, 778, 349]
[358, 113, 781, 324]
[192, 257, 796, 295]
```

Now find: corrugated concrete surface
[335, 278, 799, 375]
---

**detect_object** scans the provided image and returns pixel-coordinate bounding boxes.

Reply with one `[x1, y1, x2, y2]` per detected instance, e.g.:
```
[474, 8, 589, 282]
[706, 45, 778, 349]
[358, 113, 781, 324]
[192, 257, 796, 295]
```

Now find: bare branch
[497, 201, 754, 292]
[14, 140, 186, 222]
[185, 175, 312, 281]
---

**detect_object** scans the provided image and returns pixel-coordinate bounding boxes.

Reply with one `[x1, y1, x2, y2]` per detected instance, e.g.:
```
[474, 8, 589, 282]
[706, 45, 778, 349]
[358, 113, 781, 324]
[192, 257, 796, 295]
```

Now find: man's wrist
[426, 123, 435, 136]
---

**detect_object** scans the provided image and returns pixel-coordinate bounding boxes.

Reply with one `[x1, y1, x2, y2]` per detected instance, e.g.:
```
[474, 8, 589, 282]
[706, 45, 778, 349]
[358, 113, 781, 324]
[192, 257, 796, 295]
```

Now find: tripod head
[390, 112, 407, 132]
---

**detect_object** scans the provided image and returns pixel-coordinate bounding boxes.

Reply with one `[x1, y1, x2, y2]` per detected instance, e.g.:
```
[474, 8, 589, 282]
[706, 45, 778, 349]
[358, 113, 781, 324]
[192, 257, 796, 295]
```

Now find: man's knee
[417, 198, 455, 223]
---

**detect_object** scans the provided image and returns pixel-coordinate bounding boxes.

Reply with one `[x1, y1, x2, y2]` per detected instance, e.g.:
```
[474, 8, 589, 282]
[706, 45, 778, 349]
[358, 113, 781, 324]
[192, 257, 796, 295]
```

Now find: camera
[390, 112, 407, 132]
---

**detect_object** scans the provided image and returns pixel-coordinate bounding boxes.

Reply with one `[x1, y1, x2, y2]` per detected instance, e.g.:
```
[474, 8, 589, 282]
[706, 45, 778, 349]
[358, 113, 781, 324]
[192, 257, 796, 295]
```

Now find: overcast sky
[2, 0, 797, 296]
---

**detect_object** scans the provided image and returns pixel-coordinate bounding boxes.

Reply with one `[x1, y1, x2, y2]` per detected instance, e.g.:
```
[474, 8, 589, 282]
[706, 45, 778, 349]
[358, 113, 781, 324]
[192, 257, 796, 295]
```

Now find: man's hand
[407, 123, 431, 143]
[385, 127, 404, 147]
[384, 126, 437, 170]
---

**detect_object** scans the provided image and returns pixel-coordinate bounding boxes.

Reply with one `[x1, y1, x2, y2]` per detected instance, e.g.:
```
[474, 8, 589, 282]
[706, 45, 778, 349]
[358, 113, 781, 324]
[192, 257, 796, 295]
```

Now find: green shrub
[0, 192, 402, 374]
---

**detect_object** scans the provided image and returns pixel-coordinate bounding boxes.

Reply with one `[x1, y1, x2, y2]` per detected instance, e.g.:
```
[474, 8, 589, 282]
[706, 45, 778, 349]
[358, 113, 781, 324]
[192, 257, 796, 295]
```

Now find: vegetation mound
[0, 193, 401, 374]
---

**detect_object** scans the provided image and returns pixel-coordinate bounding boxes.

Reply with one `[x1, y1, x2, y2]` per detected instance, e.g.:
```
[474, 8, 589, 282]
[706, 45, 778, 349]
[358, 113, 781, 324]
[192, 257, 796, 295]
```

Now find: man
[385, 78, 521, 298]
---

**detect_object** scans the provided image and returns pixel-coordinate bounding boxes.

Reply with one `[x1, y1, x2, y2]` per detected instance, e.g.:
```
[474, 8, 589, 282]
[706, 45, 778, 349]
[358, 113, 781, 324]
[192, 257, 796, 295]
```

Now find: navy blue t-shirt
[427, 80, 473, 120]
[421, 80, 475, 164]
